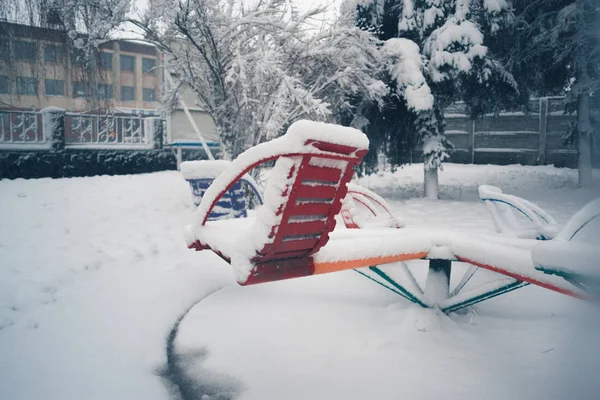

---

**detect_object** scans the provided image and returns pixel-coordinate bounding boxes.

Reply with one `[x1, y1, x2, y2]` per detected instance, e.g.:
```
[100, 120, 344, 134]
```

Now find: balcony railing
[65, 113, 152, 148]
[0, 110, 46, 148]
[0, 110, 157, 149]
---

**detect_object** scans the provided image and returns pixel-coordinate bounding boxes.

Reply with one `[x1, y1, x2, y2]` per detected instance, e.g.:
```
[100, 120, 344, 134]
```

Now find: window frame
[97, 83, 113, 100]
[142, 57, 156, 75]
[16, 77, 38, 95]
[44, 79, 64, 97]
[120, 85, 135, 102]
[44, 45, 64, 63]
[14, 40, 36, 61]
[99, 52, 113, 70]
[142, 88, 156, 102]
[0, 41, 9, 60]
[0, 76, 9, 94]
[120, 55, 135, 72]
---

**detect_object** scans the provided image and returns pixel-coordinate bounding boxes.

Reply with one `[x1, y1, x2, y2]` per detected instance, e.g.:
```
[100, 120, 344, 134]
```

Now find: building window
[142, 88, 156, 102]
[0, 76, 8, 94]
[97, 84, 113, 99]
[44, 45, 64, 63]
[16, 77, 37, 95]
[73, 82, 89, 97]
[0, 41, 8, 60]
[44, 79, 64, 96]
[15, 41, 36, 61]
[120, 55, 135, 71]
[142, 58, 156, 75]
[120, 86, 135, 101]
[99, 52, 113, 70]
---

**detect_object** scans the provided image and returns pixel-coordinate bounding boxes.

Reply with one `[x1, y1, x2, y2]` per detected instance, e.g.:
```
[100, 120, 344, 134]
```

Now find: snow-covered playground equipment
[181, 160, 263, 219]
[184, 120, 600, 313]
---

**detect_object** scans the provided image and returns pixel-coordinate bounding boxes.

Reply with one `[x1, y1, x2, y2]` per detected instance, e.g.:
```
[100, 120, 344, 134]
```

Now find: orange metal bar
[313, 252, 428, 275]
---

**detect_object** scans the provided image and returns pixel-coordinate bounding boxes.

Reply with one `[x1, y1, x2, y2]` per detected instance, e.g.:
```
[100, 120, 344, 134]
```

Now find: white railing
[0, 111, 46, 147]
[65, 113, 152, 148]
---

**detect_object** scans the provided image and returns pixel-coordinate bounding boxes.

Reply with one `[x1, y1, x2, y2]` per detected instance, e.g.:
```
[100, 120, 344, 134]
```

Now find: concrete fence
[424, 97, 597, 168]
[1, 97, 597, 179]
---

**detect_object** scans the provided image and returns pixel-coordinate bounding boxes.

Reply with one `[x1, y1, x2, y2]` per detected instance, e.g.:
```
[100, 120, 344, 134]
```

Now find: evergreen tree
[506, 0, 600, 187]
[344, 0, 516, 198]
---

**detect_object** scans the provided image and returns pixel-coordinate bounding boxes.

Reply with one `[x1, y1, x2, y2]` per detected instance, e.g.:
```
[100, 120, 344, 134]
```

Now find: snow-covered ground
[1, 164, 599, 400]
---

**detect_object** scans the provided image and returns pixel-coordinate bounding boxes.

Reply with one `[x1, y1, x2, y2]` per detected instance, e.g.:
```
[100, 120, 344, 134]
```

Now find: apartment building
[0, 21, 162, 114]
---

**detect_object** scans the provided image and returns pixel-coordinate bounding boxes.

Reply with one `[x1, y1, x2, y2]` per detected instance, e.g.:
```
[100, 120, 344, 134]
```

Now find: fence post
[157, 119, 165, 149]
[468, 119, 475, 164]
[147, 117, 164, 149]
[41, 107, 65, 152]
[538, 97, 548, 165]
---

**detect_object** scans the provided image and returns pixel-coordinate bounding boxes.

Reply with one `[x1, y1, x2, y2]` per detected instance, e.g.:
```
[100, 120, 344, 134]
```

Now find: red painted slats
[296, 184, 337, 200]
[278, 221, 325, 237]
[277, 238, 320, 253]
[289, 203, 331, 217]
[300, 165, 342, 183]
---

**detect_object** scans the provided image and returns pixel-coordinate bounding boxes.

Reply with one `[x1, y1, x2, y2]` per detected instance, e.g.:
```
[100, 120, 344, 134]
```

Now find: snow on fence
[65, 113, 153, 149]
[433, 97, 586, 168]
[0, 110, 47, 150]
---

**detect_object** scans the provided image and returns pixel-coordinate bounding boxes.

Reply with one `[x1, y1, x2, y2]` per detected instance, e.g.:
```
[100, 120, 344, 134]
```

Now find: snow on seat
[451, 236, 587, 299]
[185, 120, 370, 285]
[452, 197, 600, 300]
[180, 159, 263, 217]
[531, 198, 600, 292]
[478, 185, 560, 240]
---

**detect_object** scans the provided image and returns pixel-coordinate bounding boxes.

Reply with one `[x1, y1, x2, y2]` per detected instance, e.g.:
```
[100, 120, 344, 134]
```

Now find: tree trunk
[424, 166, 439, 199]
[577, 90, 594, 188]
[575, 2, 594, 188]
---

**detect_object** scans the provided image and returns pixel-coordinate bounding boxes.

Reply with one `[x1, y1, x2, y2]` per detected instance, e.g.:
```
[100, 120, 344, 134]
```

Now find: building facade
[0, 21, 162, 114]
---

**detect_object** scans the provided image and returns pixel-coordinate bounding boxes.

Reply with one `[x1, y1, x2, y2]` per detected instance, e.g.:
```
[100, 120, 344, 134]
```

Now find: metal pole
[538, 97, 548, 165]
[177, 146, 182, 171]
[165, 73, 215, 160]
[424, 259, 452, 307]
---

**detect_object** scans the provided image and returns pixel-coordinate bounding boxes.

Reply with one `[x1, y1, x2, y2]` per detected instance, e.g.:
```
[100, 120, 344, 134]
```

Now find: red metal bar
[456, 256, 589, 300]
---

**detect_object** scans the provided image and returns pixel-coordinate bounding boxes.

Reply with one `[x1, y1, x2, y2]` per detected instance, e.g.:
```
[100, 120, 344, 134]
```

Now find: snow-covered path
[1, 165, 599, 399]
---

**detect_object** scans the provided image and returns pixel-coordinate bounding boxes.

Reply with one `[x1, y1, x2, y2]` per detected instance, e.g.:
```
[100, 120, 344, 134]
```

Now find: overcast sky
[121, 0, 343, 39]
[133, 0, 342, 20]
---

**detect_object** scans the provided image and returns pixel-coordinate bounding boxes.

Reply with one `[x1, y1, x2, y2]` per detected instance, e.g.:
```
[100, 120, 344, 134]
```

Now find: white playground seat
[532, 198, 600, 291]
[478, 185, 560, 240]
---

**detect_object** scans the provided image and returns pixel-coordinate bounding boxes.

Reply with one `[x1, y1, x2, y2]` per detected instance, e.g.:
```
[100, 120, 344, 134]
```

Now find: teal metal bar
[363, 266, 429, 308]
[441, 280, 529, 314]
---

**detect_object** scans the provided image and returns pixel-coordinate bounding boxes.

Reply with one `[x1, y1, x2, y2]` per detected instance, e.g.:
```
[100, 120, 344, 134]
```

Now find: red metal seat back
[186, 120, 369, 285]
[244, 141, 367, 284]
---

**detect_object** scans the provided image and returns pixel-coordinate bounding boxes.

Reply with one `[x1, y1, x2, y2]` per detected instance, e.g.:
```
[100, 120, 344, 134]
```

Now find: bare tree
[132, 0, 387, 159]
